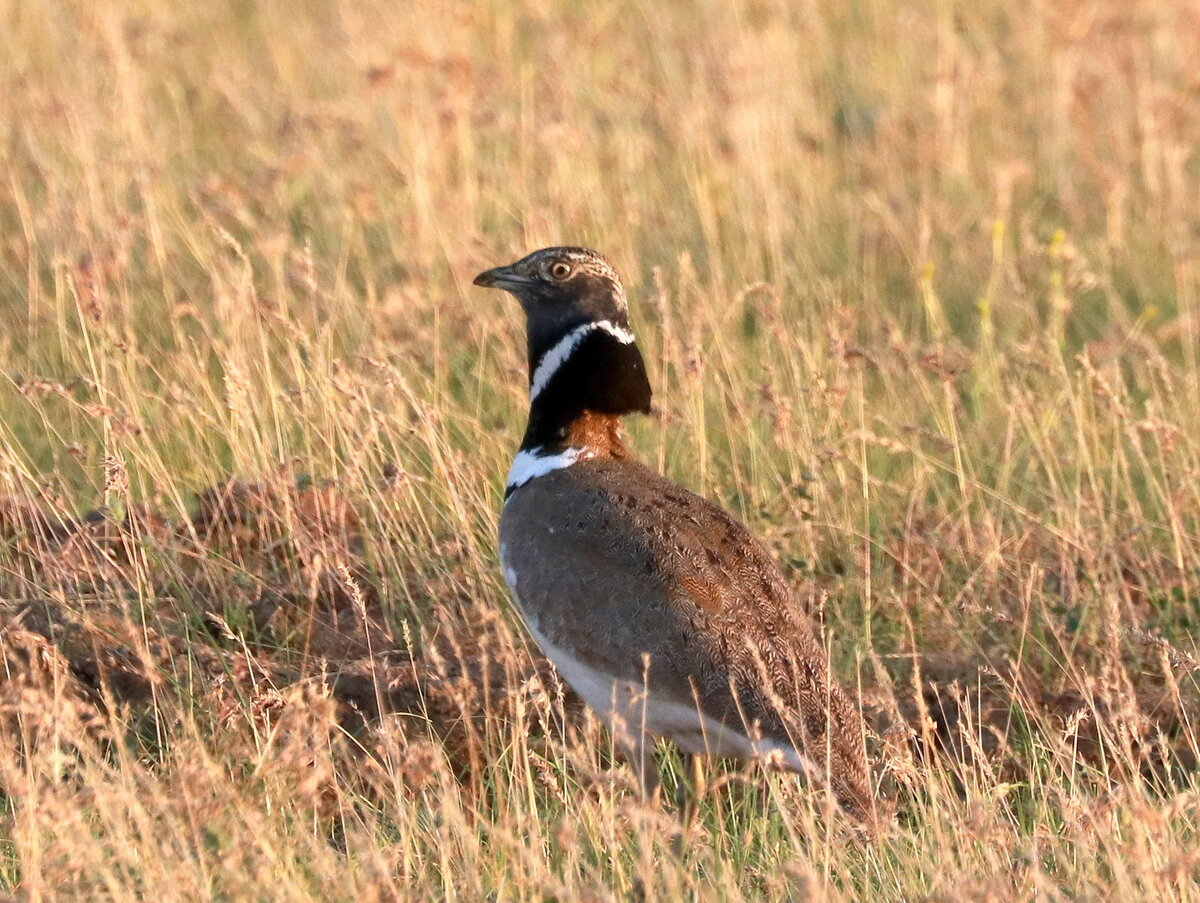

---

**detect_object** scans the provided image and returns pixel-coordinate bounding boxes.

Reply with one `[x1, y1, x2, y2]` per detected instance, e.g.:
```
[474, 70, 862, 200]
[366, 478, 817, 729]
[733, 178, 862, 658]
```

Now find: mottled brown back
[500, 455, 875, 820]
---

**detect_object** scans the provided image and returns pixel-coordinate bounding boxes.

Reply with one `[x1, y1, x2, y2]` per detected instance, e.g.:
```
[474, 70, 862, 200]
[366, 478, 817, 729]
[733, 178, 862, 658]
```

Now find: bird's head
[474, 246, 651, 420]
[473, 247, 629, 350]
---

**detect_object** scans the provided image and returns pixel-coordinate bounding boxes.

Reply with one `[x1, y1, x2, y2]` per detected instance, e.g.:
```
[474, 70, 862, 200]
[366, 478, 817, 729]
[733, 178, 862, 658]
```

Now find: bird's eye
[548, 262, 572, 281]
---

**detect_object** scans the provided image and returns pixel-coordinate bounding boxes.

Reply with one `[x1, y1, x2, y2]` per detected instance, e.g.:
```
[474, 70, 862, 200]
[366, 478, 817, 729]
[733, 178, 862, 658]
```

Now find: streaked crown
[474, 246, 628, 335]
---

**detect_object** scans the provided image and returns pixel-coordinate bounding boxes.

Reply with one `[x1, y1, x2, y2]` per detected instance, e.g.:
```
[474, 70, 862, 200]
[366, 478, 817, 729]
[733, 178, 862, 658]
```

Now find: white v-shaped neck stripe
[529, 320, 635, 401]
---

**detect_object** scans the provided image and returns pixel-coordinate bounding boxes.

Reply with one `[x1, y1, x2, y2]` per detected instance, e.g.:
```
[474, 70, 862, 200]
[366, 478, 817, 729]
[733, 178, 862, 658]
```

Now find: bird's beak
[473, 264, 533, 291]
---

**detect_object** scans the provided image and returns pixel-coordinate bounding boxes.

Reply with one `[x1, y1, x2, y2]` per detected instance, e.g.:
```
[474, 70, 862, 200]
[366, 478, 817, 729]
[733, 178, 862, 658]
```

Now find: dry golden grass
[2, 0, 1200, 899]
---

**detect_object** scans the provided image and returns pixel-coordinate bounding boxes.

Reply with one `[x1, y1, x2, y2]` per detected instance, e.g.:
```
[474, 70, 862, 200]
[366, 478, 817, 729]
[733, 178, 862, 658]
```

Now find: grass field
[2, 0, 1200, 899]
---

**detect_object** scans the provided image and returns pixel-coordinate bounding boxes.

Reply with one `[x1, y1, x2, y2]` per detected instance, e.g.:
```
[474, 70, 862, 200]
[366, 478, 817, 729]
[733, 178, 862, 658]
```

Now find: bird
[474, 246, 876, 824]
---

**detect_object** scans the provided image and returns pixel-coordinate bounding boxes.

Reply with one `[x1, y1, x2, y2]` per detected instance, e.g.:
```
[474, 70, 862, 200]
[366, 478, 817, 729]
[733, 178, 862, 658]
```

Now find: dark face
[473, 247, 630, 352]
[475, 246, 652, 426]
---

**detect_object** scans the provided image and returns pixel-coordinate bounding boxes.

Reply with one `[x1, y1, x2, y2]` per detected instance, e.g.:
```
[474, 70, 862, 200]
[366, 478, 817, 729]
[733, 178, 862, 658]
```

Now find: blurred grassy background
[1, 0, 1200, 900]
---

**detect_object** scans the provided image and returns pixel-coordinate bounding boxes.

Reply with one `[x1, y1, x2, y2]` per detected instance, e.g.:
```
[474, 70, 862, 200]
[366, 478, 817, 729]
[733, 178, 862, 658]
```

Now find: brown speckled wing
[499, 456, 874, 820]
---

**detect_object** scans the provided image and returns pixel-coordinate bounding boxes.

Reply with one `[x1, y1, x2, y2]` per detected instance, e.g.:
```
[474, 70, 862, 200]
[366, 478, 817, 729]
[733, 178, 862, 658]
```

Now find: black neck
[520, 328, 652, 452]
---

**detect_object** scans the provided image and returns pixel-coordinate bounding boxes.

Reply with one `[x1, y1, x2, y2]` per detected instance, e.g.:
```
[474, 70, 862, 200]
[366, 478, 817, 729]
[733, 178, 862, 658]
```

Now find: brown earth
[1, 475, 1196, 808]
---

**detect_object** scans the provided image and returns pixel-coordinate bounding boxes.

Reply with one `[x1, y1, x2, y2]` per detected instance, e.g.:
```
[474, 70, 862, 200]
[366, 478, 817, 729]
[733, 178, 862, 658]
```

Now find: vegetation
[2, 0, 1199, 899]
